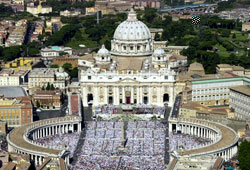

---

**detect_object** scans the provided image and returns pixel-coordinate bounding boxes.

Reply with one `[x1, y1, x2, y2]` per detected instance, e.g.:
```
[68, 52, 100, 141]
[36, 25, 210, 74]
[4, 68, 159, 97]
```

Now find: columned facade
[169, 118, 238, 161]
[7, 116, 82, 166]
[81, 83, 175, 107]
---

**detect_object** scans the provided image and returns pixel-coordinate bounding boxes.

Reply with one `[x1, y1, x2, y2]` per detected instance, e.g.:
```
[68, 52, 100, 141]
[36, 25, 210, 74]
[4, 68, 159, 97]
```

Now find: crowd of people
[34, 132, 80, 158]
[169, 132, 211, 151]
[71, 120, 168, 170]
[93, 105, 118, 115]
[119, 156, 166, 170]
[30, 120, 213, 169]
[134, 104, 165, 115]
[93, 104, 166, 116]
[0, 134, 7, 153]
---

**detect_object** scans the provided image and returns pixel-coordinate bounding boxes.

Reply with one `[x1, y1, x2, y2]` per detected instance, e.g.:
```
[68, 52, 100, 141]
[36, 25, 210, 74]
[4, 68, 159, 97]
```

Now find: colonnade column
[140, 87, 143, 103]
[104, 86, 107, 104]
[137, 87, 140, 104]
[131, 87, 134, 104]
[148, 87, 152, 105]
[122, 87, 125, 104]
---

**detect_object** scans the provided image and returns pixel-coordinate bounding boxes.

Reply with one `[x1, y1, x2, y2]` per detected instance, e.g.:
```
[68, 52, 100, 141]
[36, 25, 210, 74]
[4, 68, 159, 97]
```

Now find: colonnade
[32, 122, 81, 140]
[169, 118, 238, 161]
[82, 85, 174, 107]
[7, 116, 82, 167]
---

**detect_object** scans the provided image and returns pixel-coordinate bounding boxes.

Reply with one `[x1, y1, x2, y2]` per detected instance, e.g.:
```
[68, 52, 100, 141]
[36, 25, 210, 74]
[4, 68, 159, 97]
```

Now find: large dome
[110, 8, 153, 57]
[113, 9, 151, 41]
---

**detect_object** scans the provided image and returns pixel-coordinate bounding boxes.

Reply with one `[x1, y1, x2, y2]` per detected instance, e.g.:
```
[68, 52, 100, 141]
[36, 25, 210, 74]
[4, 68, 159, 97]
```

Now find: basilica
[79, 8, 188, 107]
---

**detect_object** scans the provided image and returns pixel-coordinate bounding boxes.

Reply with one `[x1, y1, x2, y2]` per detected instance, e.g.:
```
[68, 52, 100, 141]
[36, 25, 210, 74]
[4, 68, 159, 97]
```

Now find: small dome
[113, 8, 151, 41]
[97, 45, 109, 55]
[153, 48, 165, 55]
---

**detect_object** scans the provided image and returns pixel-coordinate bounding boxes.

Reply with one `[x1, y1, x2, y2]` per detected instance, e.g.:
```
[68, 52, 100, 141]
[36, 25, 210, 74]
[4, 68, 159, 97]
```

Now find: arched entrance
[126, 91, 131, 104]
[108, 96, 113, 104]
[143, 96, 148, 104]
[87, 94, 93, 103]
[163, 93, 169, 102]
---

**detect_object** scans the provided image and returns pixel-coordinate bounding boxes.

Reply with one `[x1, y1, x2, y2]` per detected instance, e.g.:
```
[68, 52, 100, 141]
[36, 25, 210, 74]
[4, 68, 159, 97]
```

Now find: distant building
[2, 57, 41, 72]
[37, 157, 67, 170]
[28, 68, 69, 93]
[32, 90, 62, 109]
[229, 86, 250, 119]
[53, 55, 79, 68]
[191, 77, 250, 106]
[216, 64, 250, 77]
[94, 0, 131, 15]
[149, 28, 163, 39]
[0, 69, 29, 86]
[180, 101, 230, 121]
[60, 10, 81, 17]
[131, 0, 161, 9]
[27, 1, 52, 16]
[0, 120, 7, 134]
[41, 46, 73, 59]
[1, 153, 31, 170]
[0, 96, 33, 127]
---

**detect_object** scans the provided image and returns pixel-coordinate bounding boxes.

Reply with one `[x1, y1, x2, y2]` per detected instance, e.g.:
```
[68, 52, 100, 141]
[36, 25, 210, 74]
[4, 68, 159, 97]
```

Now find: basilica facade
[79, 9, 188, 107]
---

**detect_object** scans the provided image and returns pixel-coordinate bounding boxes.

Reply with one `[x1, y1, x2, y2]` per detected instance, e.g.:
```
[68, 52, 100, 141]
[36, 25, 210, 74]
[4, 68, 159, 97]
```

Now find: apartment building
[28, 68, 69, 93]
[0, 96, 33, 127]
[229, 86, 250, 120]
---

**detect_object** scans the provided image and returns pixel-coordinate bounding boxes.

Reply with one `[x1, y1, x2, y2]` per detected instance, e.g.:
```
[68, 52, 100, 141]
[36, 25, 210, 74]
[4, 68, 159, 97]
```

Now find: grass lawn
[66, 28, 99, 49]
[66, 40, 98, 49]
[218, 51, 243, 58]
[215, 44, 226, 51]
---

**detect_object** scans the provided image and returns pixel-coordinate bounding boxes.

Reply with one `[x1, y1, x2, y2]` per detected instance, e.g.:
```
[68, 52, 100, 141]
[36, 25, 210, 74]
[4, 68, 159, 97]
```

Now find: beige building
[28, 68, 69, 93]
[216, 64, 249, 77]
[242, 22, 250, 32]
[229, 86, 250, 120]
[0, 96, 33, 127]
[27, 1, 52, 16]
[149, 28, 163, 39]
[32, 90, 62, 109]
[0, 69, 29, 86]
[37, 157, 67, 170]
[0, 120, 7, 134]
[180, 101, 230, 121]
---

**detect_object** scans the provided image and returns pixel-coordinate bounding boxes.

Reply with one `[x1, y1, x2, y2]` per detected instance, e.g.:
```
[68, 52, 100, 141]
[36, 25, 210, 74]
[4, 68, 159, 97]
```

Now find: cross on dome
[127, 8, 137, 21]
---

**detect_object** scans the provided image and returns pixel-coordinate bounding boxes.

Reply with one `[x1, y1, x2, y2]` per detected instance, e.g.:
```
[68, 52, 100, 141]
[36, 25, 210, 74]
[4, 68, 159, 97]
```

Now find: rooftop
[0, 86, 27, 98]
[179, 120, 237, 156]
[230, 85, 250, 97]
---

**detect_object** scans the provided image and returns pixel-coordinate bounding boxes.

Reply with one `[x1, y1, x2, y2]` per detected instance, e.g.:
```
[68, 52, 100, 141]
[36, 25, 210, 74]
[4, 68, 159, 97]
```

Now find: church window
[137, 46, 140, 51]
[130, 46, 133, 51]
[102, 57, 104, 60]
[88, 76, 91, 80]
[165, 76, 168, 80]
[123, 46, 126, 51]
[158, 57, 161, 60]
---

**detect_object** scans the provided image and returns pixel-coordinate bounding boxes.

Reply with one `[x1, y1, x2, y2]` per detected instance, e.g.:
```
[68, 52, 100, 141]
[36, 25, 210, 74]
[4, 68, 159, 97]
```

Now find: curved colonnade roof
[178, 120, 237, 156]
[8, 116, 81, 156]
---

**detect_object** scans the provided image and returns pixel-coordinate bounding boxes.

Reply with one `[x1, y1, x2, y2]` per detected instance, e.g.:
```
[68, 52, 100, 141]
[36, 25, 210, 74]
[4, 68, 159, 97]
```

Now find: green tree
[62, 63, 72, 73]
[154, 33, 161, 41]
[50, 64, 59, 68]
[46, 82, 51, 90]
[143, 8, 157, 24]
[41, 86, 45, 90]
[70, 67, 78, 78]
[239, 140, 250, 170]
[50, 84, 55, 90]
[36, 100, 40, 108]
[221, 29, 230, 37]
[232, 33, 236, 39]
